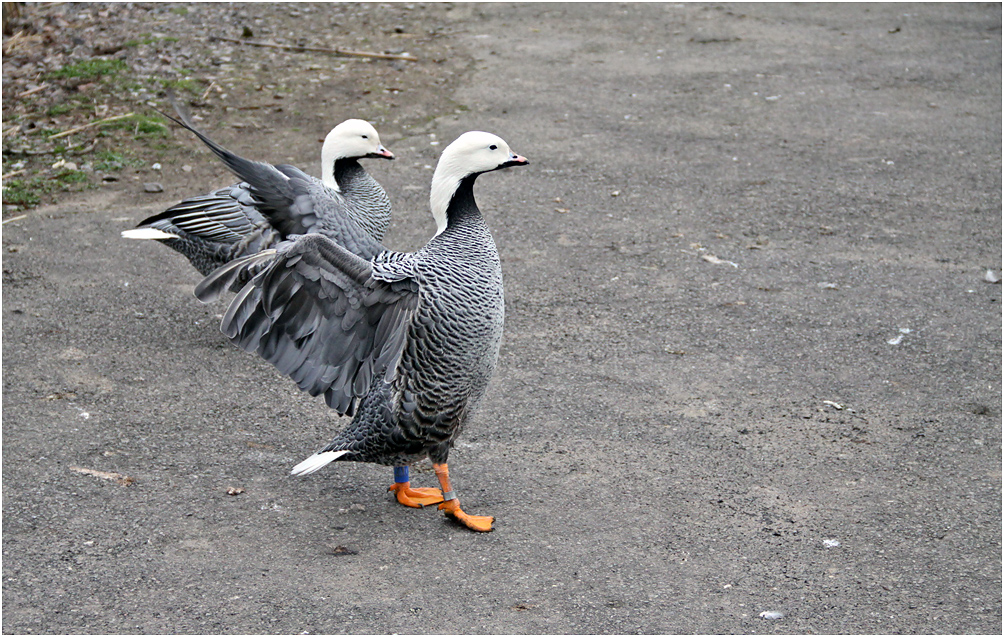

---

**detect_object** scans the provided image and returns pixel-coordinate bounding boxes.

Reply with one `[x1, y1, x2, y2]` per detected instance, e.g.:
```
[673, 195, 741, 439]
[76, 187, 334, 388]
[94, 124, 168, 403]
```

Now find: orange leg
[433, 463, 494, 532]
[388, 481, 444, 508]
[388, 466, 442, 508]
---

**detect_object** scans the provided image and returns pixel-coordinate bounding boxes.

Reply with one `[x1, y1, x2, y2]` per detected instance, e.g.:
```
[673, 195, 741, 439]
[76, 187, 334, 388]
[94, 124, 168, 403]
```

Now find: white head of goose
[320, 118, 395, 191]
[429, 131, 529, 236]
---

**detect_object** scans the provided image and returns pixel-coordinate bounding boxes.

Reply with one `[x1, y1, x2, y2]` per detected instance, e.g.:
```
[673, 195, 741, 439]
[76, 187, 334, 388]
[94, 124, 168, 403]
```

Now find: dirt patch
[3, 2, 472, 215]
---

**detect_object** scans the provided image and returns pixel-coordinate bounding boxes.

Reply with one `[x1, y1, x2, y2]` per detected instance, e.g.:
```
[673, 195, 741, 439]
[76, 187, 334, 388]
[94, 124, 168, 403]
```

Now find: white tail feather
[290, 450, 349, 476]
[121, 228, 177, 240]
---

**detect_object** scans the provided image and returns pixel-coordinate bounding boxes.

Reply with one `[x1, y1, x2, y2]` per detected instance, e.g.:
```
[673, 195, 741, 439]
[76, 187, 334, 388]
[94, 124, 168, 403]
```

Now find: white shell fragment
[759, 611, 785, 620]
[823, 539, 841, 547]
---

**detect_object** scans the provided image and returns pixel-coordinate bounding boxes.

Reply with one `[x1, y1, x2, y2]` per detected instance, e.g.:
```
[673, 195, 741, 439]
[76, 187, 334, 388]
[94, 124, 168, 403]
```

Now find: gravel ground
[2, 2, 1002, 634]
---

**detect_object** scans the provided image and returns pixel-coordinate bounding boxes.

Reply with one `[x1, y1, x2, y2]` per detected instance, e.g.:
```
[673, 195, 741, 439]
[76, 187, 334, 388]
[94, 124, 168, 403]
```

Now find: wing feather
[203, 233, 419, 416]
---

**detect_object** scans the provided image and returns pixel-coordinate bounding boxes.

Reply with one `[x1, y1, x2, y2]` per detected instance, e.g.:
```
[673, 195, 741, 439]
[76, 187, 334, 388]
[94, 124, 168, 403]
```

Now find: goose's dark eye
[489, 144, 497, 150]
[362, 135, 369, 139]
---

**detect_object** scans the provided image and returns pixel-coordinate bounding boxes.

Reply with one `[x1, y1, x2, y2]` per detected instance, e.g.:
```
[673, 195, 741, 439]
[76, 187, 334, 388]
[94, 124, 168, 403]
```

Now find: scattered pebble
[143, 182, 164, 193]
[823, 539, 841, 547]
[151, 162, 162, 171]
[887, 327, 912, 346]
[226, 487, 245, 496]
[182, 165, 193, 173]
[759, 611, 784, 620]
[984, 269, 1001, 284]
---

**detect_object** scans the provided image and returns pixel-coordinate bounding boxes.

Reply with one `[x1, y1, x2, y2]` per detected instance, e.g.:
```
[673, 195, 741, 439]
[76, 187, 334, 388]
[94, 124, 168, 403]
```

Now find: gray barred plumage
[195, 131, 528, 531]
[123, 113, 394, 275]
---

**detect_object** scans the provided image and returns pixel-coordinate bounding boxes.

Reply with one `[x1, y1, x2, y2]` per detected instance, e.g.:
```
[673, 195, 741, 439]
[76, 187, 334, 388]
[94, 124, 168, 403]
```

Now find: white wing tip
[290, 450, 348, 476]
[121, 228, 176, 240]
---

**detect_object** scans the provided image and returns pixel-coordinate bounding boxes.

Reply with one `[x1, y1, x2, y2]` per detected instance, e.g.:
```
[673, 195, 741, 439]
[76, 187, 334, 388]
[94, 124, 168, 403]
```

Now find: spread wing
[159, 103, 382, 259]
[195, 233, 419, 416]
[135, 183, 266, 243]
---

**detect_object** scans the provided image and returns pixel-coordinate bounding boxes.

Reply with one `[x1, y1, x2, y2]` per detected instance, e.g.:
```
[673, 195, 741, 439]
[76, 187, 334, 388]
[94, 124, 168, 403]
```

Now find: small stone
[143, 182, 164, 193]
[759, 611, 784, 620]
[182, 165, 193, 173]
[151, 162, 162, 171]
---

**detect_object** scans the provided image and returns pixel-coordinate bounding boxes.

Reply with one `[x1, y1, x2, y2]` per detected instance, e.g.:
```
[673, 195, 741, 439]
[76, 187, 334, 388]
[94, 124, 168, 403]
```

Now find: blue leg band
[393, 466, 409, 483]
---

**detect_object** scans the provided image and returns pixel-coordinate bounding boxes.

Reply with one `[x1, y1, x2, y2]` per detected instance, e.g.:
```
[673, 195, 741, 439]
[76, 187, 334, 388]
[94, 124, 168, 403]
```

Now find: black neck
[446, 174, 481, 228]
[333, 158, 364, 186]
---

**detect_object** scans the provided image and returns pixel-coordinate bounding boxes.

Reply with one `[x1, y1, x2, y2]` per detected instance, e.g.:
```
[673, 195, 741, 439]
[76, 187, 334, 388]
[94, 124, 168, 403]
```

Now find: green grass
[101, 114, 169, 138]
[131, 32, 179, 45]
[45, 58, 128, 82]
[2, 169, 94, 207]
[47, 103, 74, 117]
[30, 126, 62, 138]
[2, 178, 45, 207]
[94, 150, 142, 171]
[158, 78, 201, 94]
[54, 169, 88, 185]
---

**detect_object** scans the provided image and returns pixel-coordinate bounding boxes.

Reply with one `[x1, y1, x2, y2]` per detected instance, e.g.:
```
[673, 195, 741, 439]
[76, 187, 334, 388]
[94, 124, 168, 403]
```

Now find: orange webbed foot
[438, 499, 494, 532]
[388, 482, 444, 508]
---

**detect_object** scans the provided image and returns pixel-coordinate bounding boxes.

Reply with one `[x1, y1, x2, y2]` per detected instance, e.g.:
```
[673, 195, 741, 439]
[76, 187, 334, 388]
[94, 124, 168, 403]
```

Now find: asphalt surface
[3, 3, 1001, 634]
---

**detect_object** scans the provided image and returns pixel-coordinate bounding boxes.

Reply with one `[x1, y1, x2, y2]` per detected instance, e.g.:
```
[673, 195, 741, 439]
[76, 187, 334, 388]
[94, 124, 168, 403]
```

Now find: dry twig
[70, 466, 135, 486]
[212, 36, 418, 61]
[16, 83, 49, 99]
[47, 112, 134, 140]
[200, 80, 217, 101]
